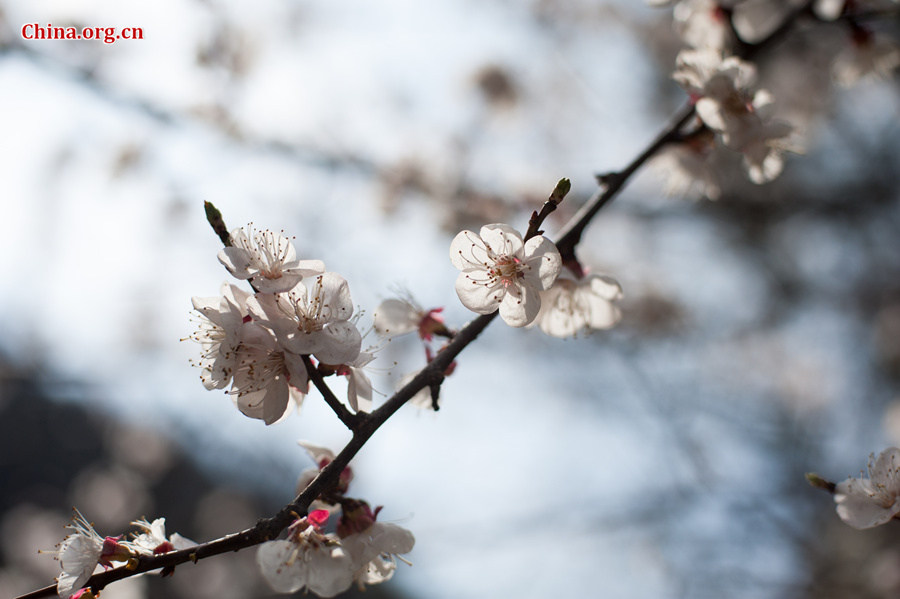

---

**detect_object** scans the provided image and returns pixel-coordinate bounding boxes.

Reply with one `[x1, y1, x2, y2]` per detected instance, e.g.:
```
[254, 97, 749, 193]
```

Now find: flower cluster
[257, 443, 415, 596]
[650, 0, 900, 198]
[189, 226, 365, 423]
[673, 48, 794, 184]
[833, 447, 900, 529]
[448, 223, 622, 339]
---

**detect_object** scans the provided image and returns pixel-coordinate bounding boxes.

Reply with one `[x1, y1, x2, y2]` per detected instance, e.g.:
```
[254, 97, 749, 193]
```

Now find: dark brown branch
[555, 101, 696, 263]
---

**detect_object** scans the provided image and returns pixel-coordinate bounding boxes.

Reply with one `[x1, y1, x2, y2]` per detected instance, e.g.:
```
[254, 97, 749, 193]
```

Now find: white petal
[499, 283, 540, 327]
[306, 546, 354, 597]
[315, 273, 355, 323]
[252, 273, 304, 294]
[217, 247, 255, 280]
[835, 479, 900, 529]
[347, 368, 374, 413]
[373, 299, 419, 337]
[449, 230, 489, 272]
[286, 259, 326, 277]
[246, 293, 296, 339]
[454, 272, 503, 314]
[872, 448, 900, 485]
[314, 321, 363, 365]
[480, 223, 524, 257]
[588, 274, 623, 301]
[257, 541, 305, 593]
[283, 350, 309, 390]
[522, 236, 562, 290]
[298, 441, 336, 465]
[59, 534, 102, 578]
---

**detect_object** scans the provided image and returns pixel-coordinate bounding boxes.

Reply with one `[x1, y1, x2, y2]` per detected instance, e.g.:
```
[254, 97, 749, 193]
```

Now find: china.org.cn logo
[21, 23, 143, 44]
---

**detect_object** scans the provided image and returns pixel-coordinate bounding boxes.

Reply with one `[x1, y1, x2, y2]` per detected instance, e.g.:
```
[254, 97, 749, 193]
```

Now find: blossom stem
[525, 178, 571, 241]
[301, 355, 361, 431]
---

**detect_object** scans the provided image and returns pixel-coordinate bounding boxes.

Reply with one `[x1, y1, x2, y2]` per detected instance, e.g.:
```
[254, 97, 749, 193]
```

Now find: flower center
[491, 255, 522, 286]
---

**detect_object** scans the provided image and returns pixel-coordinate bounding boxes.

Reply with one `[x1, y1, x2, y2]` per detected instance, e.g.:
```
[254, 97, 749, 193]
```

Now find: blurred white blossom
[535, 274, 623, 338]
[834, 447, 900, 529]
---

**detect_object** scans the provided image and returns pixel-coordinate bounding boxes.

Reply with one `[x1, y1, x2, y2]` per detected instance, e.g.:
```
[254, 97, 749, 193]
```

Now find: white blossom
[373, 297, 448, 340]
[127, 518, 194, 556]
[257, 520, 354, 597]
[833, 33, 900, 87]
[342, 522, 415, 590]
[248, 273, 362, 365]
[218, 225, 325, 293]
[673, 0, 734, 50]
[189, 283, 249, 390]
[230, 323, 309, 425]
[54, 510, 131, 599]
[449, 224, 561, 327]
[652, 130, 722, 200]
[535, 274, 623, 338]
[834, 447, 900, 529]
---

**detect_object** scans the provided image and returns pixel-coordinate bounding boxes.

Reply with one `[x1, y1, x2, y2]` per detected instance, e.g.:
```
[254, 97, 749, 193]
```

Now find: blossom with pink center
[229, 323, 309, 425]
[257, 516, 354, 597]
[373, 297, 450, 341]
[218, 225, 325, 293]
[248, 273, 362, 365]
[53, 510, 132, 599]
[450, 224, 561, 327]
[834, 447, 900, 529]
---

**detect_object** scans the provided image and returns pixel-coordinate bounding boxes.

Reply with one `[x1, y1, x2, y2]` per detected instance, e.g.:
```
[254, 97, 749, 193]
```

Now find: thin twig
[302, 355, 361, 431]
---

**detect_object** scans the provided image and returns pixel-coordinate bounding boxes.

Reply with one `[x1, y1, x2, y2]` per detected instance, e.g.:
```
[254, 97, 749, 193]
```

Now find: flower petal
[499, 283, 540, 327]
[522, 236, 562, 290]
[454, 272, 503, 315]
[480, 224, 524, 257]
[450, 230, 489, 272]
